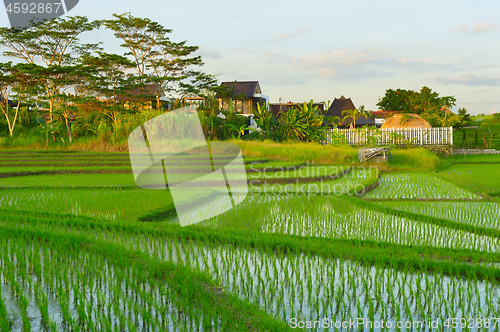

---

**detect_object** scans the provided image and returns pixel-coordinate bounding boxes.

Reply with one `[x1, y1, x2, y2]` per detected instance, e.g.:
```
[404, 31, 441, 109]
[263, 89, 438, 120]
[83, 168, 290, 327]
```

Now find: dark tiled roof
[217, 81, 261, 98]
[324, 95, 356, 118]
[0, 96, 16, 107]
[116, 84, 164, 102]
[354, 116, 376, 126]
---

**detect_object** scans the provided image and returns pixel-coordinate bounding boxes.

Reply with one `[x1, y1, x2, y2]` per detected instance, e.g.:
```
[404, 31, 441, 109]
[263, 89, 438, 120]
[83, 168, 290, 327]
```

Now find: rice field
[1, 149, 499, 331]
[364, 173, 479, 200]
[437, 164, 500, 196]
[383, 201, 500, 229]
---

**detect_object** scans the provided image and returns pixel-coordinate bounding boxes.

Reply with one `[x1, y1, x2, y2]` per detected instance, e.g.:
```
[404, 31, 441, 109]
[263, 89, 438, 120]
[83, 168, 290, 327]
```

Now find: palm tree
[326, 115, 342, 127]
[342, 105, 369, 128]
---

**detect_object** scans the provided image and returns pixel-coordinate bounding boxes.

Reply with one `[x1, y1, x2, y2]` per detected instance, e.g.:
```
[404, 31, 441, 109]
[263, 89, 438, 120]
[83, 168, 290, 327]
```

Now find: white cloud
[429, 73, 500, 86]
[267, 27, 310, 43]
[450, 22, 500, 34]
[398, 58, 436, 65]
[300, 49, 375, 67]
[259, 48, 449, 79]
[198, 47, 223, 59]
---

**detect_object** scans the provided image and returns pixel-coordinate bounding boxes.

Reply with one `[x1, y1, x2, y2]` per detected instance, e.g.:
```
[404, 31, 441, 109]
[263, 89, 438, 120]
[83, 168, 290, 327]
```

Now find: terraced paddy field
[1, 149, 500, 331]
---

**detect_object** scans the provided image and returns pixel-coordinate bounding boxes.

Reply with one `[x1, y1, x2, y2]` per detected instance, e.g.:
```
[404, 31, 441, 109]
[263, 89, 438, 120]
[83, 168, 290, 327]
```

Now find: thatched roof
[381, 113, 431, 129]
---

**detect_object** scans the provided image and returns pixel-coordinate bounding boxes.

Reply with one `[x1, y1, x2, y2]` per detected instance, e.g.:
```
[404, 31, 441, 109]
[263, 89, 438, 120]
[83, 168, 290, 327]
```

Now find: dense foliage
[0, 13, 216, 145]
[454, 113, 500, 149]
[248, 100, 326, 142]
[377, 86, 472, 128]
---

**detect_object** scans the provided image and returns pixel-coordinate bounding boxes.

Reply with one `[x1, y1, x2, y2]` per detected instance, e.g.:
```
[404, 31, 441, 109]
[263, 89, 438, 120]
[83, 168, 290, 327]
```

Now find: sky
[1, 0, 500, 115]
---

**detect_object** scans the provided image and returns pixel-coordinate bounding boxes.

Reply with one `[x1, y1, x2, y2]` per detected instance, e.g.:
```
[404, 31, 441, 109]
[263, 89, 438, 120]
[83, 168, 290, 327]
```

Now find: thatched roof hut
[381, 113, 431, 129]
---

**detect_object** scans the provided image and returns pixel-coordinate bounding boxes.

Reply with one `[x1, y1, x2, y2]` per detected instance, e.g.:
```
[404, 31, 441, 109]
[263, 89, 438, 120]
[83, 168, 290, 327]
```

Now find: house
[216, 81, 269, 114]
[324, 95, 356, 119]
[324, 95, 382, 127]
[116, 84, 165, 110]
[0, 96, 15, 108]
[269, 101, 325, 117]
[184, 97, 205, 105]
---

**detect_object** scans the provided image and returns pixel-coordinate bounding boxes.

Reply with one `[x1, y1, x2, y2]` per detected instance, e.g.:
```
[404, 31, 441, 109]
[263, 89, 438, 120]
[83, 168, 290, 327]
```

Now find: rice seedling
[2, 149, 500, 331]
[365, 172, 479, 199]
[384, 201, 500, 230]
[0, 173, 137, 188]
[109, 230, 500, 331]
[0, 222, 295, 331]
[0, 188, 175, 220]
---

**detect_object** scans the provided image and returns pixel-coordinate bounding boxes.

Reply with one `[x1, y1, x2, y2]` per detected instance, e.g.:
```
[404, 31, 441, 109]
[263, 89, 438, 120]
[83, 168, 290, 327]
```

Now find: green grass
[201, 194, 499, 252]
[234, 140, 358, 164]
[437, 164, 500, 195]
[450, 153, 500, 163]
[0, 188, 175, 220]
[0, 166, 132, 173]
[387, 148, 441, 171]
[1, 225, 293, 331]
[0, 173, 137, 187]
[249, 168, 378, 196]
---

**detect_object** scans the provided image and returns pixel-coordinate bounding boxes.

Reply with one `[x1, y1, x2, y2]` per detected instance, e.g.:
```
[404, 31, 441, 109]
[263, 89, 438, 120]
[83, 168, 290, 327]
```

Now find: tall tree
[0, 62, 41, 136]
[377, 89, 417, 113]
[377, 87, 457, 127]
[75, 52, 136, 124]
[0, 62, 16, 136]
[0, 16, 101, 121]
[103, 13, 216, 103]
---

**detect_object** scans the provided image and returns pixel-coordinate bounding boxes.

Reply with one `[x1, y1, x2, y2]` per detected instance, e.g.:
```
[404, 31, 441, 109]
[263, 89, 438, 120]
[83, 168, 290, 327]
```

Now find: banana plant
[278, 107, 308, 141]
[226, 123, 251, 139]
[249, 102, 279, 140]
[295, 100, 326, 142]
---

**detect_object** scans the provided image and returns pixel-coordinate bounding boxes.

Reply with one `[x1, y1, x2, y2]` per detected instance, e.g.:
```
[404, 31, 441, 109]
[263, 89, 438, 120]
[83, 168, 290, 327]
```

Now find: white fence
[325, 127, 454, 146]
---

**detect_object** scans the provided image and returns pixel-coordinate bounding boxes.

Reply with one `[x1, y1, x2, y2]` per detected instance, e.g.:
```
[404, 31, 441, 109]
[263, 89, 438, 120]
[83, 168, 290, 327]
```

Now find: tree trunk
[6, 101, 21, 137]
[49, 99, 54, 124]
[65, 116, 73, 143]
